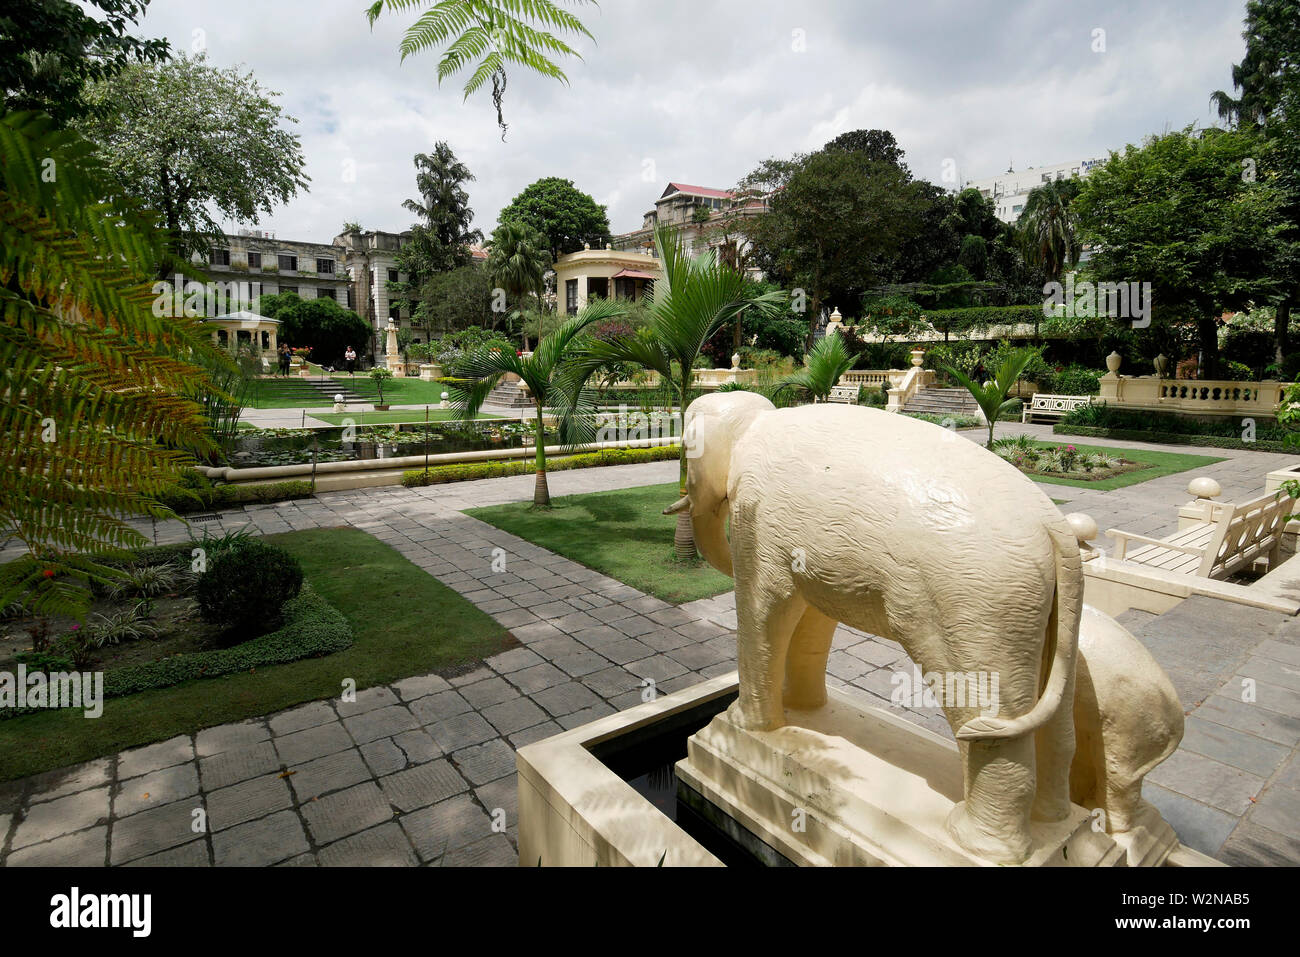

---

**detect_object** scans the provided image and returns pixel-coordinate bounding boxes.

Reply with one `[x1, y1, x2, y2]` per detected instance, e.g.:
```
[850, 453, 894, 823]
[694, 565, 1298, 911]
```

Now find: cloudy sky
[133, 0, 1251, 243]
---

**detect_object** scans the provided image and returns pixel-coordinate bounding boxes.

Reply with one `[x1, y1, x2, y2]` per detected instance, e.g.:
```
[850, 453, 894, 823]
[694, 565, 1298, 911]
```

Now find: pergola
[204, 310, 281, 356]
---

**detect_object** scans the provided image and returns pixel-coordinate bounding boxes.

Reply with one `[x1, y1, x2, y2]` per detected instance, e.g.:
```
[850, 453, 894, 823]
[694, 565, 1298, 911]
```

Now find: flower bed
[991, 435, 1142, 480]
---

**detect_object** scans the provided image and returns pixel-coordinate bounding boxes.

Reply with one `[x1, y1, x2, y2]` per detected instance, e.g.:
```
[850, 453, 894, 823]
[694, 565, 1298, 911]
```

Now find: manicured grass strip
[467, 481, 734, 605]
[1055, 423, 1294, 454]
[0, 528, 513, 782]
[312, 409, 500, 426]
[1018, 441, 1225, 490]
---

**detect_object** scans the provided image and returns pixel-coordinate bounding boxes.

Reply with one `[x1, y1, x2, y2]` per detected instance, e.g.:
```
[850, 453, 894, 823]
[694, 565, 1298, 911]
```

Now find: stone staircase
[303, 376, 366, 403]
[901, 387, 980, 418]
[485, 379, 532, 409]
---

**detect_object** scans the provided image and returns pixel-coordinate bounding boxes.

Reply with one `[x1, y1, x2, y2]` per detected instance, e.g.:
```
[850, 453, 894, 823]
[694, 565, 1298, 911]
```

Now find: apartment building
[962, 157, 1105, 223]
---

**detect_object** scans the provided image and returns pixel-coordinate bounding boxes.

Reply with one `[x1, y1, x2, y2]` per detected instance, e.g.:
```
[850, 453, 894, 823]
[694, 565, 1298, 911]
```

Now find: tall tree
[365, 0, 595, 139]
[78, 53, 308, 269]
[1211, 0, 1300, 367]
[497, 177, 610, 262]
[0, 0, 169, 126]
[486, 219, 551, 349]
[822, 128, 910, 176]
[0, 112, 218, 619]
[1018, 177, 1082, 283]
[741, 148, 935, 348]
[1072, 126, 1289, 378]
[392, 142, 483, 331]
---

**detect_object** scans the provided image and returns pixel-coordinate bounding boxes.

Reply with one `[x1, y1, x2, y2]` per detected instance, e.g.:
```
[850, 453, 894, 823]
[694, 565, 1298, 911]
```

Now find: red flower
[42, 568, 55, 579]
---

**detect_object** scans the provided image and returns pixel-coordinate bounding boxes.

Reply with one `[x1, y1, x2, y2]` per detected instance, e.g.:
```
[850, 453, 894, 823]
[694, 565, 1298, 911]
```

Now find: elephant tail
[956, 518, 1082, 741]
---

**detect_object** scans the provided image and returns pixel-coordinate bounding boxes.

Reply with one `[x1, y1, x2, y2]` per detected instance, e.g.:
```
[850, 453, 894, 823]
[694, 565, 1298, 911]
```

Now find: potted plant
[369, 367, 394, 410]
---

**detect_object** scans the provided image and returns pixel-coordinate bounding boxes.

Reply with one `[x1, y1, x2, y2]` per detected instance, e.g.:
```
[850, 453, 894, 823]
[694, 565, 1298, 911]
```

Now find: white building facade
[963, 156, 1106, 223]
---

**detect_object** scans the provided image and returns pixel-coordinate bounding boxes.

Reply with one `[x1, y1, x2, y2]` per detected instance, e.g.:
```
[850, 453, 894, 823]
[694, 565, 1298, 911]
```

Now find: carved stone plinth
[676, 686, 1125, 867]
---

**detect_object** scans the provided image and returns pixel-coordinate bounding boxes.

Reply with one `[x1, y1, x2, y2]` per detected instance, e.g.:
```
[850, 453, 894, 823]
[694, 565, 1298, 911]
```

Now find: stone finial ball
[1187, 477, 1222, 499]
[334, 394, 344, 403]
[1064, 512, 1098, 544]
[441, 392, 449, 400]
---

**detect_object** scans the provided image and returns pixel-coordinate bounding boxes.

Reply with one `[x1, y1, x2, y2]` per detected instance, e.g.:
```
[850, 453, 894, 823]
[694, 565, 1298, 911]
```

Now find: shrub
[157, 476, 314, 514]
[716, 382, 752, 393]
[1052, 365, 1102, 395]
[88, 605, 158, 646]
[195, 539, 303, 642]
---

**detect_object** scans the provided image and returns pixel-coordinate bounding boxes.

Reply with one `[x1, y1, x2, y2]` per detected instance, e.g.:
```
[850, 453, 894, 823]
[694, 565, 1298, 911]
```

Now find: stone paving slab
[2, 439, 1298, 867]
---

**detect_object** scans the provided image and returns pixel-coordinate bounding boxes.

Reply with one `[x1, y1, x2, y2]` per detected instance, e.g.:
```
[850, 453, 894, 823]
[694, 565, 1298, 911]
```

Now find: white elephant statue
[1071, 605, 1184, 837]
[667, 392, 1082, 864]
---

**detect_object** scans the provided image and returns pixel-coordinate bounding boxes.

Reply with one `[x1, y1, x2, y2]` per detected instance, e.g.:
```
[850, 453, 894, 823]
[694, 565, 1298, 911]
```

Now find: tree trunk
[673, 377, 697, 562]
[1196, 312, 1221, 379]
[1275, 300, 1291, 372]
[532, 401, 550, 507]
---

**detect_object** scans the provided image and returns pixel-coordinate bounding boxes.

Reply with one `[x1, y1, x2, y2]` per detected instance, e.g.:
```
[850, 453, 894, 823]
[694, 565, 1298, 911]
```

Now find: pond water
[229, 422, 558, 468]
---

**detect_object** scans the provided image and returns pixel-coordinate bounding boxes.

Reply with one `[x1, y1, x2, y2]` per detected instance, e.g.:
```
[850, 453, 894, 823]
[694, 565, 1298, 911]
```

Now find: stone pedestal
[675, 686, 1125, 867]
[419, 363, 442, 382]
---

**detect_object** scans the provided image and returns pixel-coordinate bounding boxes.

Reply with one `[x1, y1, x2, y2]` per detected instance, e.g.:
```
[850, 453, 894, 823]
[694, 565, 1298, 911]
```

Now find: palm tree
[774, 332, 856, 403]
[0, 111, 220, 619]
[944, 347, 1038, 448]
[366, 0, 595, 138]
[452, 299, 627, 507]
[1018, 178, 1081, 283]
[563, 224, 787, 559]
[487, 219, 551, 350]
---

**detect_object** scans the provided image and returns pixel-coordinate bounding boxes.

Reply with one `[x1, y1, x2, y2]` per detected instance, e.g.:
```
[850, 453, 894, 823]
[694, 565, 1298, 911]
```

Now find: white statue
[668, 392, 1082, 863]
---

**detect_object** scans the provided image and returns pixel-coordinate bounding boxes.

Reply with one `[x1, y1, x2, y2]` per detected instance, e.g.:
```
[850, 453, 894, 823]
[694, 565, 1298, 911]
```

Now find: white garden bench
[1021, 393, 1093, 423]
[827, 385, 859, 405]
[1106, 486, 1290, 580]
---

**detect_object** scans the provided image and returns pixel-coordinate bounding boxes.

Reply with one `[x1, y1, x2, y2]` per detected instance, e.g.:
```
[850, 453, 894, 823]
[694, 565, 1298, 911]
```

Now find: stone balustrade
[1098, 372, 1284, 416]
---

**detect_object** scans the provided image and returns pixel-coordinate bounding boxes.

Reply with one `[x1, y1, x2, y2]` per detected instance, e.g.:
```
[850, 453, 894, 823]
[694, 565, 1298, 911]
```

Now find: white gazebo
[204, 310, 281, 356]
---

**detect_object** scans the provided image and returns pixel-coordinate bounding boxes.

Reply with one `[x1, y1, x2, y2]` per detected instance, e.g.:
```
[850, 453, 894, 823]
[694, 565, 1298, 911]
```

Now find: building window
[210, 247, 230, 266]
[1071, 167, 1080, 176]
[1012, 204, 1024, 214]
[347, 287, 355, 309]
[247, 251, 262, 270]
[278, 254, 298, 272]
[387, 268, 398, 283]
[388, 303, 401, 320]
[1041, 173, 1051, 182]
[316, 258, 335, 274]
[565, 279, 578, 316]
[280, 285, 298, 296]
[317, 288, 334, 302]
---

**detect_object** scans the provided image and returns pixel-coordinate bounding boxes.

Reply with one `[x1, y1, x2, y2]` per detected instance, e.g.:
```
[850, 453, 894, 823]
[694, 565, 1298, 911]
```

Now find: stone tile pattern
[0, 426, 1296, 866]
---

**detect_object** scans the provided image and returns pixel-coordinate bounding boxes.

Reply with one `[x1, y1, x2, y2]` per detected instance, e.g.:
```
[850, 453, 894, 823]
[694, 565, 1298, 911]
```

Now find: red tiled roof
[664, 182, 733, 200]
[612, 268, 658, 280]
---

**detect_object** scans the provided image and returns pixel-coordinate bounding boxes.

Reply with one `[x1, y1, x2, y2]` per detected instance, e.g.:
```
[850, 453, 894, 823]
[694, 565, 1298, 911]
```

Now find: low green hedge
[0, 585, 352, 717]
[402, 444, 681, 488]
[1054, 424, 1294, 453]
[102, 585, 351, 699]
[159, 477, 314, 514]
[924, 305, 1044, 335]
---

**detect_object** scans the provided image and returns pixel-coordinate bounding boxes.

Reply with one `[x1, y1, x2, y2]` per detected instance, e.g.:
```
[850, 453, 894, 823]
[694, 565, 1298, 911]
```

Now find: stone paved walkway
[0, 425, 1296, 866]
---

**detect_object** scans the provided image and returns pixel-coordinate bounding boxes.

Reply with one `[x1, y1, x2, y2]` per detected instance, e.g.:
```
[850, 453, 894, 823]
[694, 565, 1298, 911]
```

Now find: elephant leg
[948, 734, 1037, 864]
[732, 569, 806, 731]
[1032, 677, 1076, 822]
[783, 605, 837, 710]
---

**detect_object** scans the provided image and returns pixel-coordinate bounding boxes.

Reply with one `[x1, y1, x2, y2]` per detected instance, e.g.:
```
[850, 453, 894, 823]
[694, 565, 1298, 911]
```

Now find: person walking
[344, 345, 357, 376]
[278, 345, 291, 377]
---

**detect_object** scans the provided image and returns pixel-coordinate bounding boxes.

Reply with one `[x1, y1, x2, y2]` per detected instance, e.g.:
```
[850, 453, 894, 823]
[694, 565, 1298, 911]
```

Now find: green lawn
[467, 482, 734, 605]
[312, 409, 501, 426]
[1019, 441, 1225, 490]
[245, 374, 459, 409]
[0, 528, 514, 781]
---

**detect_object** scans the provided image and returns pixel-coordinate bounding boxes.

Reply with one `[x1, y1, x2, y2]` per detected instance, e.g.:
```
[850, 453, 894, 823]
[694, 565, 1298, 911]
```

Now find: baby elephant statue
[666, 392, 1083, 864]
[1071, 605, 1185, 860]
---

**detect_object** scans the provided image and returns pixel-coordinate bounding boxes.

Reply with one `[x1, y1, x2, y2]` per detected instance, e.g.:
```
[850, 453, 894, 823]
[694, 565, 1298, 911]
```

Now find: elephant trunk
[955, 518, 1082, 741]
[692, 499, 733, 578]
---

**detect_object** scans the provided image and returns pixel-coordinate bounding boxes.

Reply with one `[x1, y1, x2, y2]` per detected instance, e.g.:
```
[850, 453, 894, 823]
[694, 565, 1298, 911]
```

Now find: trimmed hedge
[102, 585, 352, 699]
[402, 444, 681, 488]
[1054, 424, 1294, 453]
[923, 305, 1044, 335]
[159, 477, 314, 514]
[0, 586, 353, 718]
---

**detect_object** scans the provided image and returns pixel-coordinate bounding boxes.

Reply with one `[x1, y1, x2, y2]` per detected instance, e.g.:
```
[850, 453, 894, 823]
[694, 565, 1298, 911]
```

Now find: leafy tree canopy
[78, 52, 309, 265]
[497, 176, 610, 260]
[0, 0, 169, 126]
[258, 292, 371, 366]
